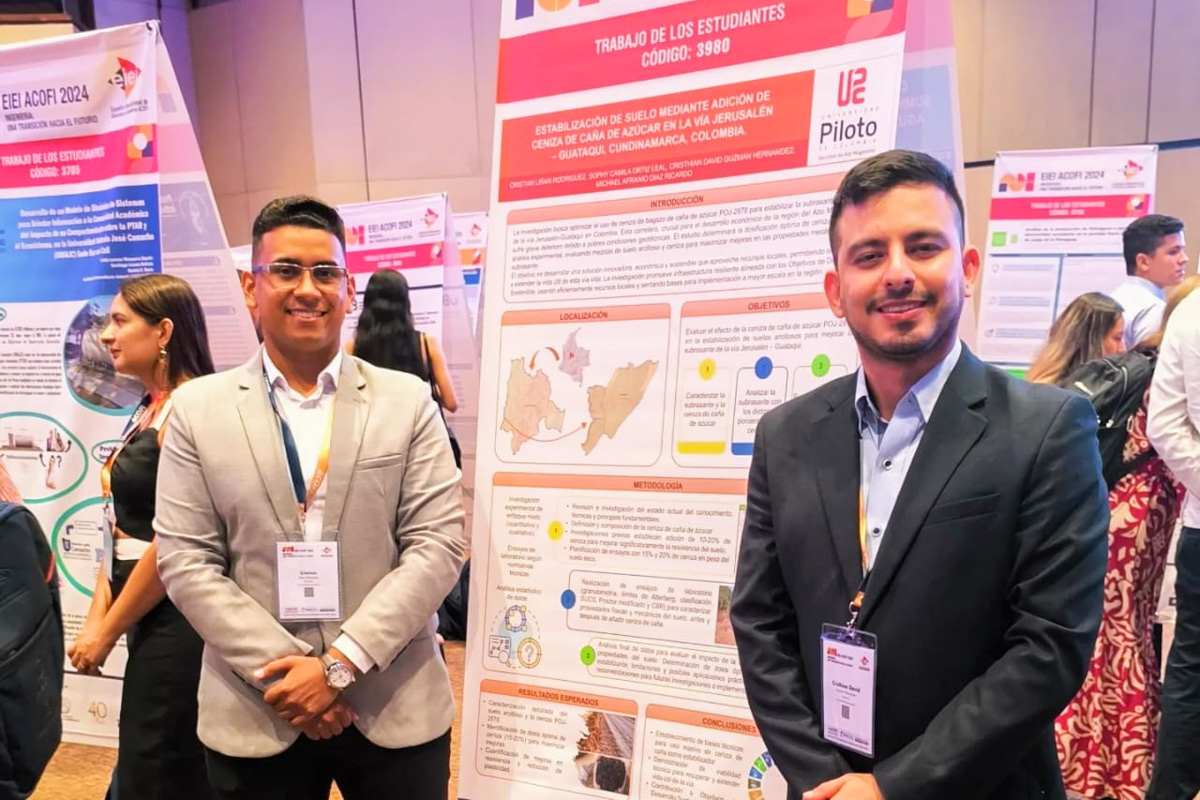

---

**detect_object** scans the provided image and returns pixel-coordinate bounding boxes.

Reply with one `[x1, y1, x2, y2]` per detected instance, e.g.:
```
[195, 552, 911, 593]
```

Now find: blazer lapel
[811, 381, 863, 600]
[236, 353, 303, 540]
[857, 349, 989, 626]
[320, 356, 368, 540]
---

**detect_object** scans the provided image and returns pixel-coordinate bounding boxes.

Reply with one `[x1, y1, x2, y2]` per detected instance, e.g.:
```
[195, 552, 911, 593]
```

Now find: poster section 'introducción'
[976, 145, 1158, 368]
[0, 22, 255, 746]
[460, 1, 908, 798]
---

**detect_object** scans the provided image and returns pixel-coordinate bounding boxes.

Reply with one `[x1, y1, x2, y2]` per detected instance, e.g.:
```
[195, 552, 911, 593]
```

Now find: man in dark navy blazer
[731, 150, 1109, 800]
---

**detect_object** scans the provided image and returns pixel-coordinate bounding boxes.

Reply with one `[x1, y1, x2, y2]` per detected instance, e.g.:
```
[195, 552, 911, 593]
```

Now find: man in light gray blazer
[155, 196, 466, 799]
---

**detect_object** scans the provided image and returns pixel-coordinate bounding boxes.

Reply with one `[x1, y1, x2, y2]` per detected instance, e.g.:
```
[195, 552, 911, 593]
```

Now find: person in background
[68, 274, 216, 798]
[349, 268, 458, 412]
[1110, 214, 1187, 349]
[1026, 292, 1125, 385]
[350, 268, 467, 642]
[1146, 274, 1200, 799]
[1054, 277, 1198, 800]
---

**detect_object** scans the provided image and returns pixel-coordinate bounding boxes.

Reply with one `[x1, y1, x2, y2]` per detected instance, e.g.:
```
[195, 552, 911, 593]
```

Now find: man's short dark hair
[251, 195, 346, 260]
[1122, 213, 1184, 275]
[828, 149, 964, 261]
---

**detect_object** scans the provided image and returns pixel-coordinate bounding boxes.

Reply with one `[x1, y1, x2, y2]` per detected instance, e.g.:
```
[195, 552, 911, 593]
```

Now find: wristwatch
[320, 653, 356, 691]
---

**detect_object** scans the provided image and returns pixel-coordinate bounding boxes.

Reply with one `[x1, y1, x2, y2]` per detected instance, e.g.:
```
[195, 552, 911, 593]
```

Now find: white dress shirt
[1147, 291, 1200, 528]
[262, 347, 375, 673]
[855, 340, 962, 568]
[1109, 275, 1166, 349]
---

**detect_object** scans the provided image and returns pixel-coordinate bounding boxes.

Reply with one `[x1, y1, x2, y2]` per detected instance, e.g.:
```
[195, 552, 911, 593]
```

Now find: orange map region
[501, 357, 566, 454]
[583, 360, 657, 454]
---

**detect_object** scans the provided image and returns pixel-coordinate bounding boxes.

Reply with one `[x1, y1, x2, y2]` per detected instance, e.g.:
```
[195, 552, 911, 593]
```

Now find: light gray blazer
[155, 352, 466, 757]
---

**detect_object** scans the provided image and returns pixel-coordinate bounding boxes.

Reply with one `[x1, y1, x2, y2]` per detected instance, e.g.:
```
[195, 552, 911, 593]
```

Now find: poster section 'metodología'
[461, 2, 908, 798]
[976, 145, 1158, 368]
[0, 23, 255, 746]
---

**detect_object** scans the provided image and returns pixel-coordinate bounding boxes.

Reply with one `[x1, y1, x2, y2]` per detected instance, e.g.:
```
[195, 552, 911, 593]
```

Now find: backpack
[1062, 349, 1157, 489]
[0, 503, 63, 800]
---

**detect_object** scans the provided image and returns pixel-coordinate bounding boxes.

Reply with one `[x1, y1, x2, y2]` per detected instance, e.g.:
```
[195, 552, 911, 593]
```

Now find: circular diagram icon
[811, 354, 831, 377]
[517, 637, 543, 668]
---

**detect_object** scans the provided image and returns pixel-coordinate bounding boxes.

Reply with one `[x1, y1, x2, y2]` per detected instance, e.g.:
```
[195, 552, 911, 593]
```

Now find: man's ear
[824, 267, 845, 318]
[239, 270, 257, 312]
[961, 245, 981, 297]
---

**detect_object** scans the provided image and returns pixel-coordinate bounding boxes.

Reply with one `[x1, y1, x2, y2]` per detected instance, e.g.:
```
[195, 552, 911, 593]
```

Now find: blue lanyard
[263, 368, 308, 508]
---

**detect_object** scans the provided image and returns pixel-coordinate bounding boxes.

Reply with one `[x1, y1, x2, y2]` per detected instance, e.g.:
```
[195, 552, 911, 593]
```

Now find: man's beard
[847, 295, 962, 363]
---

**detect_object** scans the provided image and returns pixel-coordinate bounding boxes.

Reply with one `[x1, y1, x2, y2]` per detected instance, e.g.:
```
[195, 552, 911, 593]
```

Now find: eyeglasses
[252, 262, 348, 289]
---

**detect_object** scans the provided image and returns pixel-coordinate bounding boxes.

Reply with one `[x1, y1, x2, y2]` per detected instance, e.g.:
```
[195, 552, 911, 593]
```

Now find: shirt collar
[855, 339, 962, 433]
[1124, 274, 1166, 300]
[262, 346, 342, 398]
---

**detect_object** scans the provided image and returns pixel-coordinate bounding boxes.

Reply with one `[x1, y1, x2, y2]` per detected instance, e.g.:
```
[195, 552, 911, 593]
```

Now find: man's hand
[296, 698, 357, 740]
[68, 620, 117, 675]
[257, 655, 338, 725]
[804, 774, 883, 800]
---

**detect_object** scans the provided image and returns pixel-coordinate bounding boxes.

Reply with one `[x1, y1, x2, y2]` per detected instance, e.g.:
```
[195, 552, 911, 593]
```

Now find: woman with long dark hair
[68, 274, 215, 798]
[350, 269, 458, 411]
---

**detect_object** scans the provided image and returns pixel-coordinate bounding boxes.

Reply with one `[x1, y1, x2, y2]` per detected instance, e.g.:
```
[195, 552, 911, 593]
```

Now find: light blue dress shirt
[854, 340, 963, 570]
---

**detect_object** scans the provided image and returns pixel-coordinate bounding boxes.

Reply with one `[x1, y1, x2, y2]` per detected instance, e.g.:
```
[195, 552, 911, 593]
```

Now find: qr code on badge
[841, 704, 851, 720]
[304, 587, 315, 598]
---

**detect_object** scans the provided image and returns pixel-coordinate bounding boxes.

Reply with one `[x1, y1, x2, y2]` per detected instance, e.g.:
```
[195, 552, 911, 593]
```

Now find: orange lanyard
[848, 488, 871, 628]
[99, 394, 167, 498]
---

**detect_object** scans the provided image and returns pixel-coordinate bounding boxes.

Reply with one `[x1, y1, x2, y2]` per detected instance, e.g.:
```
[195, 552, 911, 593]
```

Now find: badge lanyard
[263, 368, 334, 524]
[99, 393, 168, 499]
[98, 393, 170, 580]
[847, 488, 872, 628]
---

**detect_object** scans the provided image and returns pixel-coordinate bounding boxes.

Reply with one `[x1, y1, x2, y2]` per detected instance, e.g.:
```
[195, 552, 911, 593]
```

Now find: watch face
[326, 661, 354, 690]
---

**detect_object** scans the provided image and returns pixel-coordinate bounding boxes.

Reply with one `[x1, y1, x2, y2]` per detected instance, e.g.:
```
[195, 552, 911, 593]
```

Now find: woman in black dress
[68, 274, 215, 798]
[349, 268, 458, 411]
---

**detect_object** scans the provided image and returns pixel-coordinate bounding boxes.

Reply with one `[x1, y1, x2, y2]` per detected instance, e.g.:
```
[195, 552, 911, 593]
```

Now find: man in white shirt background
[1110, 214, 1188, 349]
[1146, 286, 1200, 799]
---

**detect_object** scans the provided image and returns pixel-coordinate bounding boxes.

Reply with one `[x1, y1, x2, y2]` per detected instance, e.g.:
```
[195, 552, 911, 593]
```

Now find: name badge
[276, 541, 342, 621]
[821, 623, 877, 757]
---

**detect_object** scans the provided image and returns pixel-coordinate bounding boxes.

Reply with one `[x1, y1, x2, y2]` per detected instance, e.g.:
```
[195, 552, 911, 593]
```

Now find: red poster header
[989, 194, 1151, 221]
[499, 72, 812, 201]
[346, 242, 442, 274]
[0, 125, 157, 189]
[497, 0, 906, 103]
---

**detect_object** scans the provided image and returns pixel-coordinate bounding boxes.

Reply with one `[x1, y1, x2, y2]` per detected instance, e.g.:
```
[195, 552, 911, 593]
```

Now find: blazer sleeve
[337, 387, 467, 670]
[873, 394, 1109, 800]
[731, 418, 852, 789]
[155, 392, 313, 689]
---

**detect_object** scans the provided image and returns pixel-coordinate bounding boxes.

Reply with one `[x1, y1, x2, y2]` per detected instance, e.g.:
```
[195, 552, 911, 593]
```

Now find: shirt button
[872, 527, 881, 536]
[883, 460, 893, 470]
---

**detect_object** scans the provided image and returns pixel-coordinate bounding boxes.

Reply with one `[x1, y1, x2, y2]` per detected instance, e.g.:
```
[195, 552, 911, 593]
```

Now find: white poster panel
[977, 145, 1158, 368]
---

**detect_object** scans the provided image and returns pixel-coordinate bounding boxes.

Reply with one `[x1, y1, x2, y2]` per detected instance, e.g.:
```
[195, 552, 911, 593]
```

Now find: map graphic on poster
[977, 145, 1158, 367]
[0, 23, 256, 745]
[460, 1, 910, 798]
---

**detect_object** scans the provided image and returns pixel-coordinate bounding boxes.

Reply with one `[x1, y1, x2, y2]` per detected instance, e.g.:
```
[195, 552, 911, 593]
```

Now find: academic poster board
[459, 2, 910, 798]
[0, 22, 255, 745]
[977, 145, 1158, 367]
[454, 210, 488, 334]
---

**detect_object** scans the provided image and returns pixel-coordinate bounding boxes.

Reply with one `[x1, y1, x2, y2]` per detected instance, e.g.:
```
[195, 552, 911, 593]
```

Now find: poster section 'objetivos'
[461, 2, 909, 798]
